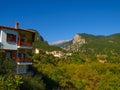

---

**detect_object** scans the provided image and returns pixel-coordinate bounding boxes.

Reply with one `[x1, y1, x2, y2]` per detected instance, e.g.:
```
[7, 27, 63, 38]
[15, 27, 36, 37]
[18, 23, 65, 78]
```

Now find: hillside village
[35, 48, 72, 58]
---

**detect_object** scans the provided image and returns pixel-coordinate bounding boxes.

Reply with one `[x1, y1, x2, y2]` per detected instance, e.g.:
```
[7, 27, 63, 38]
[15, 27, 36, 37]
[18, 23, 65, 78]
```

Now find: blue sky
[0, 0, 120, 43]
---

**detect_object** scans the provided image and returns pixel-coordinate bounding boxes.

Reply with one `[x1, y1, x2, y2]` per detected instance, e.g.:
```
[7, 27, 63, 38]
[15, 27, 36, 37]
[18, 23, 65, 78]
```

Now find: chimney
[15, 22, 19, 29]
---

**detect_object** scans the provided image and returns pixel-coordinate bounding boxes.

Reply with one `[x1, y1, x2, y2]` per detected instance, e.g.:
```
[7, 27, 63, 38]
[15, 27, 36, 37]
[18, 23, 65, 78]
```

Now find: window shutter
[13, 35, 16, 42]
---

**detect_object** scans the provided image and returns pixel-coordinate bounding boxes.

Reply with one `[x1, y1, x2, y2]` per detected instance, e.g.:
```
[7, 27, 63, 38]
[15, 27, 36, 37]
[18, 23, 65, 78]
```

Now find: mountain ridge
[58, 33, 120, 52]
[50, 39, 72, 46]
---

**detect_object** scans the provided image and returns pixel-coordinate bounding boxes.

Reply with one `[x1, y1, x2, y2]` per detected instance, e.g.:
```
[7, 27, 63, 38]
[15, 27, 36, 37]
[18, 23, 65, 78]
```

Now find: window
[6, 51, 11, 58]
[7, 34, 16, 42]
[21, 36, 27, 42]
[17, 65, 27, 74]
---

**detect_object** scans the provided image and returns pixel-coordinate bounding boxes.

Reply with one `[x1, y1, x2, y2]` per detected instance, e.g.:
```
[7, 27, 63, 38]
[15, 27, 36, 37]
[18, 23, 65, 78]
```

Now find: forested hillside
[31, 33, 120, 89]
[60, 33, 120, 63]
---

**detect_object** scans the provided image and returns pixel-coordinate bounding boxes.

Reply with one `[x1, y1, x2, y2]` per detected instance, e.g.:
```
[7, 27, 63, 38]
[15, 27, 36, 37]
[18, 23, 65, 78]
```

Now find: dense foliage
[33, 53, 120, 90]
[1, 51, 120, 89]
[0, 50, 23, 90]
[0, 49, 45, 90]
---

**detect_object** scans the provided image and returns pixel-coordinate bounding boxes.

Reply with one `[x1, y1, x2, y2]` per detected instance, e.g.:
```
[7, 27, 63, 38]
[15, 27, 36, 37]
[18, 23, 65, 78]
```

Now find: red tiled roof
[0, 25, 35, 33]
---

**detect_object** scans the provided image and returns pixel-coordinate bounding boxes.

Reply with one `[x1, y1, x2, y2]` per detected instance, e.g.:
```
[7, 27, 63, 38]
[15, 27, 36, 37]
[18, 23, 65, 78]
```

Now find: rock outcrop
[60, 34, 86, 51]
[73, 34, 86, 45]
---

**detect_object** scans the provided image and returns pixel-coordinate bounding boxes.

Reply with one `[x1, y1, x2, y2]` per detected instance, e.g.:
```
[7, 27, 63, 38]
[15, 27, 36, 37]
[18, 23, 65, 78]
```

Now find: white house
[0, 22, 35, 74]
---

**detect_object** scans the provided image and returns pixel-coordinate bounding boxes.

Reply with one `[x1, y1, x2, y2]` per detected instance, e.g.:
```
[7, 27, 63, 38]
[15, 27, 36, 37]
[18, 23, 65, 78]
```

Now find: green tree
[0, 74, 23, 90]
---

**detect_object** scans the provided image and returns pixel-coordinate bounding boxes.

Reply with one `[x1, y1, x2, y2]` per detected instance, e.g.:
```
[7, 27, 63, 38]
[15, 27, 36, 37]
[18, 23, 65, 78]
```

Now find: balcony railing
[16, 57, 33, 62]
[17, 41, 32, 46]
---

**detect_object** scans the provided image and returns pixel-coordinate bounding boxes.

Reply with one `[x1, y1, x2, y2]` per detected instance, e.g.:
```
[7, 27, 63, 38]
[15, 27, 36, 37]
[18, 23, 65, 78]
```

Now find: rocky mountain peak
[73, 34, 86, 45]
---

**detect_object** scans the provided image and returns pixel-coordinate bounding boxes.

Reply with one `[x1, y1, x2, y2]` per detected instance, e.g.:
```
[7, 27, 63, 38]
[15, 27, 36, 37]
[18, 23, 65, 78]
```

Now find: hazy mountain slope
[50, 40, 71, 46]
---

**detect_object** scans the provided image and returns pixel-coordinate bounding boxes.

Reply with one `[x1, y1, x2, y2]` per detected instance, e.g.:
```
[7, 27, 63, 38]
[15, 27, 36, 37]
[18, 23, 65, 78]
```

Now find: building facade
[0, 22, 35, 74]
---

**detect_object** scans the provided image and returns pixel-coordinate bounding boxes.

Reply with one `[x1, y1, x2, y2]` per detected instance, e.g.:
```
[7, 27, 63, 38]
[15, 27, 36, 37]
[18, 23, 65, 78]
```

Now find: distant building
[51, 51, 64, 58]
[34, 48, 45, 54]
[45, 51, 72, 58]
[35, 48, 40, 54]
[0, 22, 35, 74]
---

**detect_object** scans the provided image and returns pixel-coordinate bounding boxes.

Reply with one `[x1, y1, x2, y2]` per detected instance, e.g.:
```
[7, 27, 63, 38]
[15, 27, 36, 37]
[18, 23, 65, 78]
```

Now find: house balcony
[17, 41, 33, 49]
[18, 41, 32, 46]
[16, 57, 33, 65]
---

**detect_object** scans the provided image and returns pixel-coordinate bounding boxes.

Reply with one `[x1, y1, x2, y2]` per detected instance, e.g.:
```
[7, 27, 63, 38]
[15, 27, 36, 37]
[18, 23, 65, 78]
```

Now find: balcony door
[21, 53, 25, 59]
[18, 52, 26, 60]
